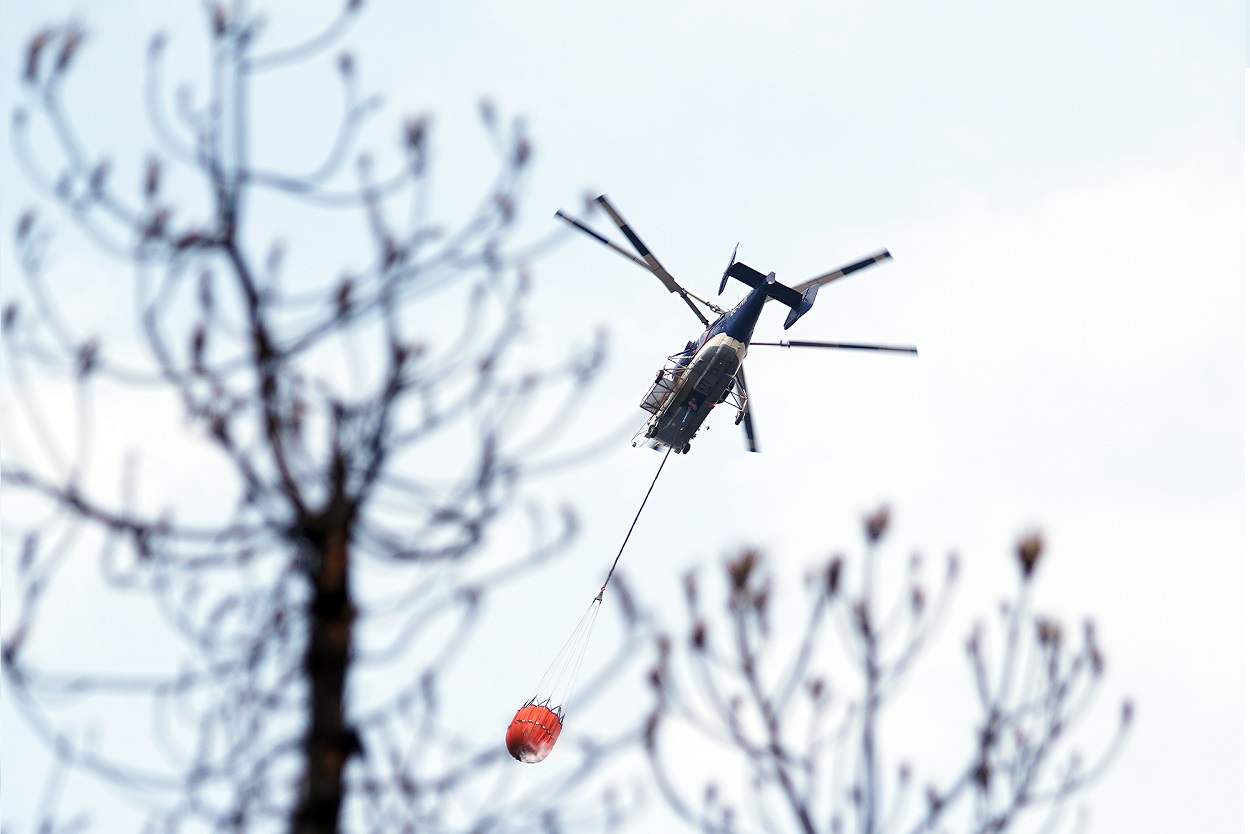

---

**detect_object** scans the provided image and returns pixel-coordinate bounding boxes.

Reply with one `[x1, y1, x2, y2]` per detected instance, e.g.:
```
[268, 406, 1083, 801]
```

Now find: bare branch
[4, 6, 636, 834]
[647, 528, 1130, 834]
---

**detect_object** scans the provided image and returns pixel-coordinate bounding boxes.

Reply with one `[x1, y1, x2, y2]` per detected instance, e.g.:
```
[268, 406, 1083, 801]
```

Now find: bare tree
[645, 509, 1132, 834]
[2, 4, 641, 833]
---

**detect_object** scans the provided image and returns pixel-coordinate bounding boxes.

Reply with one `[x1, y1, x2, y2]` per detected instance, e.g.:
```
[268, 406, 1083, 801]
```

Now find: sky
[0, 1, 1243, 832]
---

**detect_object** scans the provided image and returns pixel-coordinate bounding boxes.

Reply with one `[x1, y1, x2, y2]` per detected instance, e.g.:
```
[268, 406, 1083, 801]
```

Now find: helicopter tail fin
[782, 285, 818, 330]
[724, 261, 815, 329]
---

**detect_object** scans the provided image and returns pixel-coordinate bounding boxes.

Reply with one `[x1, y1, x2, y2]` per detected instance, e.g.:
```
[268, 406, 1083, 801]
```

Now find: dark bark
[293, 507, 359, 834]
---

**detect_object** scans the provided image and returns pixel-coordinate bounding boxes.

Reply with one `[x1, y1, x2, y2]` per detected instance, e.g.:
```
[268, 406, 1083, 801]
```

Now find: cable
[511, 447, 674, 739]
[597, 447, 672, 599]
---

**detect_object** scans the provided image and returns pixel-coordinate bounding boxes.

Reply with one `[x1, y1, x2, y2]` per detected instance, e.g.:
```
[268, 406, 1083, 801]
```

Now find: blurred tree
[645, 512, 1132, 834]
[2, 3, 640, 833]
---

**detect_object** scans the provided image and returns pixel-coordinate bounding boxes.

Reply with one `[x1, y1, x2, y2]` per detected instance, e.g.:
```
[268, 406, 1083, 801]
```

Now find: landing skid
[724, 376, 749, 426]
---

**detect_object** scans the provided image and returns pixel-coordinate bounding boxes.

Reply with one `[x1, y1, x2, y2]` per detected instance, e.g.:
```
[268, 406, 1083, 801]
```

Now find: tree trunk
[292, 523, 359, 834]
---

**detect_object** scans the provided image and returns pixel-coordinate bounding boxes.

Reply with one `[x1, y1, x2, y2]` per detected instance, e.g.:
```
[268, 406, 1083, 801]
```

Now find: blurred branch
[646, 513, 1131, 834]
[3, 6, 638, 834]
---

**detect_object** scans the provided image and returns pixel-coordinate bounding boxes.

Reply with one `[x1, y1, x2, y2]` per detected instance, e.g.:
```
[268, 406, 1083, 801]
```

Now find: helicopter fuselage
[557, 193, 907, 454]
[639, 280, 770, 452]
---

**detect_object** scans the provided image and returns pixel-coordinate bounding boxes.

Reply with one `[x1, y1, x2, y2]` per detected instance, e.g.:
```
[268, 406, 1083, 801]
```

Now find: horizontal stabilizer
[768, 280, 803, 313]
[725, 262, 804, 309]
[726, 261, 767, 288]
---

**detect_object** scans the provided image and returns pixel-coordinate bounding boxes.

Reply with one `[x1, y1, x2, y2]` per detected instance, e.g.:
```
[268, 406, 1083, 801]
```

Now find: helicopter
[555, 195, 917, 454]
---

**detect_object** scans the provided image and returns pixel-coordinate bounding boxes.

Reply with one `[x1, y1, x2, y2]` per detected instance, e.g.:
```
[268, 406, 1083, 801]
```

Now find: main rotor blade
[736, 368, 759, 453]
[554, 210, 652, 270]
[596, 195, 709, 325]
[555, 207, 709, 325]
[790, 249, 893, 295]
[751, 339, 918, 355]
[594, 195, 684, 294]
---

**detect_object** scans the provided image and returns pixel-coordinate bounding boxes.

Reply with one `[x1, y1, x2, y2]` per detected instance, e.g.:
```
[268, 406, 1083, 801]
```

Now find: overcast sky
[0, 1, 1243, 832]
